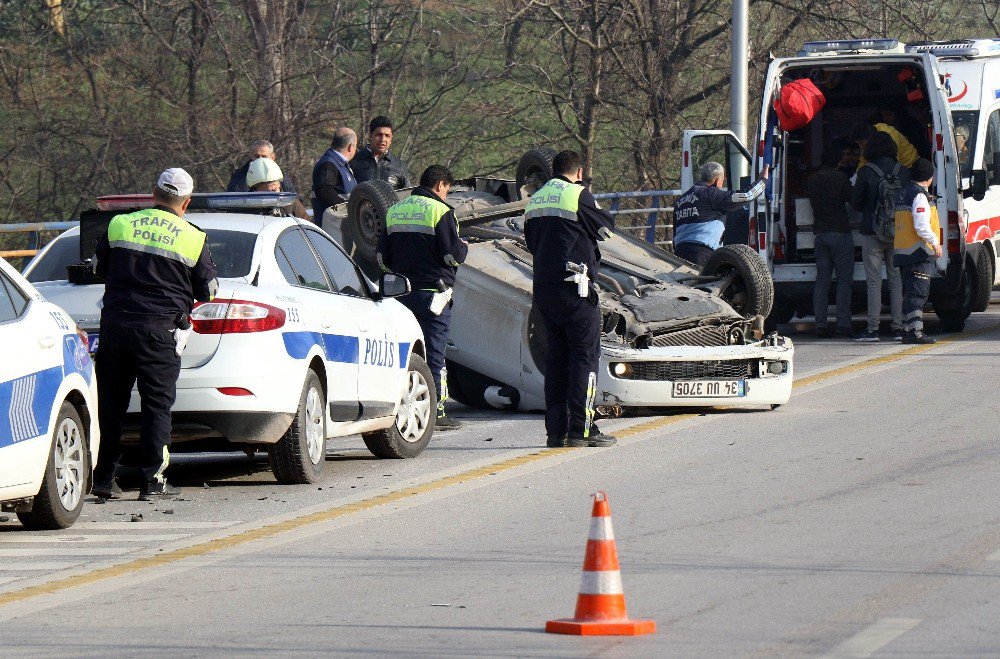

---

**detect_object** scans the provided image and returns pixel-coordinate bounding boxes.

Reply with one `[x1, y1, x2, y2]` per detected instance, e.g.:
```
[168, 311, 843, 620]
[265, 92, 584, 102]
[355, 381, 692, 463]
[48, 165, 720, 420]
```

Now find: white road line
[986, 549, 1000, 561]
[0, 562, 86, 571]
[79, 522, 238, 530]
[0, 534, 187, 544]
[823, 618, 922, 658]
[0, 577, 17, 586]
[0, 548, 127, 557]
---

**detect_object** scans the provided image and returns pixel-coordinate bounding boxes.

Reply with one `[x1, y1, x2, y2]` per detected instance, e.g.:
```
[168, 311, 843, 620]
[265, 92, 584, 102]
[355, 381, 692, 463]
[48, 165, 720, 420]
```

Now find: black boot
[92, 481, 123, 500]
[566, 425, 617, 447]
[139, 480, 181, 499]
[546, 434, 568, 448]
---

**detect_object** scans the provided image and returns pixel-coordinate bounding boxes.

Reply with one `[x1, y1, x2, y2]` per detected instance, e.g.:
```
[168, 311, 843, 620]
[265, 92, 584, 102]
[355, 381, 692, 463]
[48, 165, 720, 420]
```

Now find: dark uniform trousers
[674, 242, 716, 268]
[534, 282, 600, 438]
[398, 290, 452, 407]
[95, 326, 181, 485]
[899, 258, 934, 333]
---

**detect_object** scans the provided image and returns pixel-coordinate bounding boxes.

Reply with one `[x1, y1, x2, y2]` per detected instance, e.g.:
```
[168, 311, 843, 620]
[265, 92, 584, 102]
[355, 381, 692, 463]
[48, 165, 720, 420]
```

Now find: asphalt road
[1, 309, 999, 657]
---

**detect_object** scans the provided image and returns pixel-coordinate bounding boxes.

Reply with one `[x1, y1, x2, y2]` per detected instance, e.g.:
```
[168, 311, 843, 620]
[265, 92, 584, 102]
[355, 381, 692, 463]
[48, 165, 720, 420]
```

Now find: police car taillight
[191, 299, 286, 334]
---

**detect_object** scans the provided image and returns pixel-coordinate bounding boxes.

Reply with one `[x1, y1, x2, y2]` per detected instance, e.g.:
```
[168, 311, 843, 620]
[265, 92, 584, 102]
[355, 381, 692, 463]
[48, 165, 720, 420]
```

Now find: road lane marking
[78, 522, 238, 530]
[0, 548, 125, 557]
[0, 562, 88, 572]
[823, 617, 921, 658]
[0, 578, 16, 586]
[1, 322, 997, 609]
[0, 534, 187, 544]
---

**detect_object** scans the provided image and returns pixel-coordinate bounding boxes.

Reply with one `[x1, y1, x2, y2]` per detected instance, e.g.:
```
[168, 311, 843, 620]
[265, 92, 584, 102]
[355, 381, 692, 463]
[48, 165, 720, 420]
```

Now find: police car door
[274, 227, 360, 423]
[0, 267, 58, 491]
[302, 228, 402, 419]
[680, 130, 756, 247]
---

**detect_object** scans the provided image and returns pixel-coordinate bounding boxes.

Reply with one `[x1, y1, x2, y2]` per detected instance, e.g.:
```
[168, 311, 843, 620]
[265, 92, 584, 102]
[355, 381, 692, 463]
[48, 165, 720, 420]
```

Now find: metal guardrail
[0, 221, 78, 262]
[594, 190, 680, 247]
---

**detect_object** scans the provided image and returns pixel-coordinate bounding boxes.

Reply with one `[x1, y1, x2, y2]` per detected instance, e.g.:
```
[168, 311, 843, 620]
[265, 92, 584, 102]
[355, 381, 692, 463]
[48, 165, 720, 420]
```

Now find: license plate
[672, 380, 745, 398]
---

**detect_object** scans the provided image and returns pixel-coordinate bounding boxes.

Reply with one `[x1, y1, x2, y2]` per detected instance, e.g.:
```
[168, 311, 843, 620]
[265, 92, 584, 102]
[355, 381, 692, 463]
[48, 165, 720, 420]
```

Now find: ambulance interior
[772, 62, 939, 265]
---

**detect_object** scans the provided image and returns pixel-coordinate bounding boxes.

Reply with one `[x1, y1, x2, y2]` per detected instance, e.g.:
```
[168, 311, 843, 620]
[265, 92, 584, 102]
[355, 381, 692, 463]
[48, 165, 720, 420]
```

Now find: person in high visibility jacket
[524, 150, 616, 447]
[93, 168, 218, 499]
[377, 165, 467, 430]
[893, 158, 941, 345]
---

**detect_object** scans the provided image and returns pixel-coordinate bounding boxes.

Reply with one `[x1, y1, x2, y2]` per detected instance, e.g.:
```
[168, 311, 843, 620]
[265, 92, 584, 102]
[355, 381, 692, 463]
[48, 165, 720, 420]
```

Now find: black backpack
[864, 162, 903, 244]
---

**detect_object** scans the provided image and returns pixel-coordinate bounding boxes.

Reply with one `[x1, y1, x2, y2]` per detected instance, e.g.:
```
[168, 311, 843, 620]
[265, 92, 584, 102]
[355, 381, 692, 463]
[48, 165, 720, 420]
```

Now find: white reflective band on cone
[588, 516, 615, 541]
[578, 570, 624, 595]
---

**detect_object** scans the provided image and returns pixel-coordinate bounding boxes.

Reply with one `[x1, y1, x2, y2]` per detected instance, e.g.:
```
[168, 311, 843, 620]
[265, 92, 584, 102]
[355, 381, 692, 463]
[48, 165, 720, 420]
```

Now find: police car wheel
[363, 355, 435, 459]
[269, 370, 326, 484]
[17, 402, 87, 530]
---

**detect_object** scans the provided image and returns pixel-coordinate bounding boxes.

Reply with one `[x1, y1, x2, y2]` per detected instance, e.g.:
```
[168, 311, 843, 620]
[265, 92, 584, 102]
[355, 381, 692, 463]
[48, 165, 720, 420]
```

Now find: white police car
[25, 193, 433, 485]
[0, 257, 98, 529]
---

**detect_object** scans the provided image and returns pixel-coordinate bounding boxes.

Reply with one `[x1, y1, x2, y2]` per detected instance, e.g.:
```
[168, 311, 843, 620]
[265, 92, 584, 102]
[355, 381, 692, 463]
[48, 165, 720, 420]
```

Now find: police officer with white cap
[92, 168, 218, 499]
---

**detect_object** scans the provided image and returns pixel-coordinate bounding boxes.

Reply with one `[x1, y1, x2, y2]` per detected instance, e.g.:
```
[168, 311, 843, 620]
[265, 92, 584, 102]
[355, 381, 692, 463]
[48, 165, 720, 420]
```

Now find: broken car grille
[651, 324, 730, 347]
[629, 359, 756, 381]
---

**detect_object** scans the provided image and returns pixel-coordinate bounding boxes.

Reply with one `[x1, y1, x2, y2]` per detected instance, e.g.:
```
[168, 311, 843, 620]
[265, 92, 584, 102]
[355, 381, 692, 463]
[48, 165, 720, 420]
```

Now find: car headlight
[764, 360, 788, 375]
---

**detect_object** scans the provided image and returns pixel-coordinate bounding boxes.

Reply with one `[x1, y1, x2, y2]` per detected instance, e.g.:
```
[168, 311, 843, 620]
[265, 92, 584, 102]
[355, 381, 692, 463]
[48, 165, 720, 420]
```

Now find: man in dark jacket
[524, 150, 616, 448]
[93, 168, 218, 499]
[672, 161, 769, 267]
[377, 165, 466, 430]
[226, 140, 296, 193]
[850, 131, 908, 342]
[807, 146, 855, 337]
[352, 116, 412, 189]
[311, 127, 358, 222]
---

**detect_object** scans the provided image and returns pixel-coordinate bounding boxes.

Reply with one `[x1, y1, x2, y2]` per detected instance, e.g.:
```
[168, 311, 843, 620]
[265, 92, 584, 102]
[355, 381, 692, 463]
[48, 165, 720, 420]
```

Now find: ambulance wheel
[269, 370, 326, 484]
[971, 246, 994, 313]
[515, 147, 556, 198]
[345, 180, 399, 266]
[701, 244, 774, 318]
[934, 267, 973, 333]
[17, 402, 87, 530]
[363, 355, 435, 459]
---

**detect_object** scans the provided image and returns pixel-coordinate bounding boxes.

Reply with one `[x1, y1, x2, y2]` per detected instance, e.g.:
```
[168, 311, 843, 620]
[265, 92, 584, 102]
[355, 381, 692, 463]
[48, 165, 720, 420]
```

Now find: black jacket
[352, 146, 412, 189]
[226, 160, 296, 193]
[96, 206, 218, 330]
[311, 149, 357, 220]
[851, 156, 910, 235]
[524, 177, 615, 286]
[376, 188, 468, 289]
[807, 166, 854, 234]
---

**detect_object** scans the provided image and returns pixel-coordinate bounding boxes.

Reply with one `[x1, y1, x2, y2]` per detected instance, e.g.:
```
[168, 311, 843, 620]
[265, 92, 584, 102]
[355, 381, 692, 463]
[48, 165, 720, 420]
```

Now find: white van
[682, 38, 1000, 331]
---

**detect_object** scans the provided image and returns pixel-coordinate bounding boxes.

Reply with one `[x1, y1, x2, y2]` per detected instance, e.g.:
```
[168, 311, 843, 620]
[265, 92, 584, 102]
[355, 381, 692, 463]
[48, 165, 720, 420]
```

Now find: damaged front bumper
[596, 335, 794, 409]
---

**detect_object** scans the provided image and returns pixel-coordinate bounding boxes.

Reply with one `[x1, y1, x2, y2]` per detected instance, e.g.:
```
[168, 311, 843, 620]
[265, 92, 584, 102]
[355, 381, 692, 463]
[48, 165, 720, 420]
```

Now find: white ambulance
[682, 38, 1000, 331]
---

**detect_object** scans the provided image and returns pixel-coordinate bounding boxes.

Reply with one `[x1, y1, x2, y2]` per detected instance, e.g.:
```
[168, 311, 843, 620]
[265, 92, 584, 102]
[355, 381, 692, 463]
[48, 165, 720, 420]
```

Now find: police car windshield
[28, 229, 257, 282]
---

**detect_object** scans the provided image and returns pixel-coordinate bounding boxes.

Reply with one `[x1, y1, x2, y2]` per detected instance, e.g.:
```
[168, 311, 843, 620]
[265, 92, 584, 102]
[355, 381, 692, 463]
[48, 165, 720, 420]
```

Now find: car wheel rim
[305, 387, 324, 465]
[54, 417, 84, 511]
[396, 370, 431, 443]
[359, 202, 381, 248]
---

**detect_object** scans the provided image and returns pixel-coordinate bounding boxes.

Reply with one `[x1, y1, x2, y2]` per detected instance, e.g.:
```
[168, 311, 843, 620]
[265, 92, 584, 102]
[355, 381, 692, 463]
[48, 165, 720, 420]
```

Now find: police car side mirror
[379, 272, 410, 299]
[971, 169, 988, 202]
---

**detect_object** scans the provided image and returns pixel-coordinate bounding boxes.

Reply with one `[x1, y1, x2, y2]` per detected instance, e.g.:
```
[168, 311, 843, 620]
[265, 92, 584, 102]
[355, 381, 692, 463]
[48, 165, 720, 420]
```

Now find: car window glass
[303, 229, 368, 297]
[0, 274, 23, 323]
[985, 109, 1000, 186]
[204, 229, 258, 278]
[26, 234, 80, 283]
[274, 229, 331, 292]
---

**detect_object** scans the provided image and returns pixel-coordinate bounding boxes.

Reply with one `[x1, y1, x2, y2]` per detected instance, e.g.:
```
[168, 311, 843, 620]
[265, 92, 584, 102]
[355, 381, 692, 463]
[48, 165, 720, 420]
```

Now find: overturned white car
[329, 148, 794, 416]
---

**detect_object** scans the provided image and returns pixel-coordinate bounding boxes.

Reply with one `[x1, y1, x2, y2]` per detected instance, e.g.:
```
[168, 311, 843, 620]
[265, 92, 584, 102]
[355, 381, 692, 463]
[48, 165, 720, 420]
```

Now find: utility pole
[730, 0, 749, 176]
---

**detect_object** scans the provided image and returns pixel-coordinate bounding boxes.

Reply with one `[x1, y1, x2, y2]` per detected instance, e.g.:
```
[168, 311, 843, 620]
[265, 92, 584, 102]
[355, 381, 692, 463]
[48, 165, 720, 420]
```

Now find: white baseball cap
[157, 167, 194, 197]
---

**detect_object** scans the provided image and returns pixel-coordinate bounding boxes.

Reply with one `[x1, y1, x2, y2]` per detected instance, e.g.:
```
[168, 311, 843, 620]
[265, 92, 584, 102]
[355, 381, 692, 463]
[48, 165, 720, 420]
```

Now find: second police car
[25, 193, 433, 484]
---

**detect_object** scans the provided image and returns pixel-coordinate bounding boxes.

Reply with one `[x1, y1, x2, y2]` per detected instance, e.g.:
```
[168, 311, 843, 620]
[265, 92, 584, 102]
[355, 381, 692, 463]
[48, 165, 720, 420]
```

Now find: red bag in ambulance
[773, 79, 826, 131]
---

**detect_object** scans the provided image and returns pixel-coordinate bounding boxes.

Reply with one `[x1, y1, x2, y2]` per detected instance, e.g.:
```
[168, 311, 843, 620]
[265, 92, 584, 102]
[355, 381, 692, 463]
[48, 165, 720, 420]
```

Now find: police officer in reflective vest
[377, 165, 467, 430]
[93, 168, 218, 499]
[524, 150, 616, 447]
[893, 158, 941, 345]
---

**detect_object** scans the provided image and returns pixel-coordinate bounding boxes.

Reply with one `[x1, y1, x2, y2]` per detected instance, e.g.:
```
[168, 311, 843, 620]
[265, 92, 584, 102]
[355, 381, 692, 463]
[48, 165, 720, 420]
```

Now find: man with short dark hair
[227, 140, 296, 193]
[808, 145, 855, 338]
[894, 158, 941, 344]
[672, 161, 769, 267]
[352, 116, 412, 189]
[377, 165, 466, 430]
[93, 168, 218, 499]
[311, 127, 358, 221]
[524, 150, 616, 447]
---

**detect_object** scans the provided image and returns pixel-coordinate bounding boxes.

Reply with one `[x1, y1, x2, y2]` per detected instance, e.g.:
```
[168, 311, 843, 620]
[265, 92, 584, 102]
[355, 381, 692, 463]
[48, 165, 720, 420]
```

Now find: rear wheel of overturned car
[701, 244, 774, 319]
[344, 180, 399, 267]
[363, 355, 435, 459]
[971, 245, 994, 313]
[269, 370, 326, 484]
[17, 402, 87, 530]
[515, 147, 557, 198]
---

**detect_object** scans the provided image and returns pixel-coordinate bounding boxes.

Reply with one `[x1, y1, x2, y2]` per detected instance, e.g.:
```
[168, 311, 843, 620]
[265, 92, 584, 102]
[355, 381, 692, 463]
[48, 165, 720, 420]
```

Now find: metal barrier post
[645, 197, 658, 244]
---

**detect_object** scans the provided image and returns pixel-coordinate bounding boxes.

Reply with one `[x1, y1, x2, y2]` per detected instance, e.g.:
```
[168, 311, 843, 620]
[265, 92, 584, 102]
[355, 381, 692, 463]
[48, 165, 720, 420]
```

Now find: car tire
[971, 246, 994, 313]
[363, 354, 435, 459]
[446, 360, 520, 411]
[344, 180, 399, 268]
[700, 244, 775, 318]
[515, 147, 557, 198]
[17, 402, 88, 530]
[934, 267, 973, 333]
[269, 370, 326, 484]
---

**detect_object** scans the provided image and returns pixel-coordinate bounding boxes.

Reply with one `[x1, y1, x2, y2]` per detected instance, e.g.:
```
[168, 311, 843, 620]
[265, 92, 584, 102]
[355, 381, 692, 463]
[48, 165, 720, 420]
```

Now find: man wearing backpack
[850, 131, 909, 342]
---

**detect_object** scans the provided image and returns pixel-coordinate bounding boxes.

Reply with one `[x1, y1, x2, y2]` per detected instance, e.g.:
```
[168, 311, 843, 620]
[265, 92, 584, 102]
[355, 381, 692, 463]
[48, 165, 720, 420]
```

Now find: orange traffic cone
[546, 491, 656, 636]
